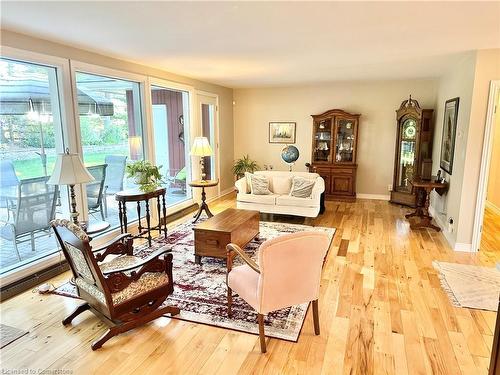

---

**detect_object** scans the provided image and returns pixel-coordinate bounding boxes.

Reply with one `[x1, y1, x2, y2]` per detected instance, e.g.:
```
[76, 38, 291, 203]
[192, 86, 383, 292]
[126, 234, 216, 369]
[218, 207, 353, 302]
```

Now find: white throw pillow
[272, 176, 292, 195]
[289, 177, 315, 198]
[248, 173, 272, 195]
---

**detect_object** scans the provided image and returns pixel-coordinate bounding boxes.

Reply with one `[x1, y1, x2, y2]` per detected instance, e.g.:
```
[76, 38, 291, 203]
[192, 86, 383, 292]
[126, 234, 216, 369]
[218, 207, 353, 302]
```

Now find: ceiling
[1, 1, 499, 88]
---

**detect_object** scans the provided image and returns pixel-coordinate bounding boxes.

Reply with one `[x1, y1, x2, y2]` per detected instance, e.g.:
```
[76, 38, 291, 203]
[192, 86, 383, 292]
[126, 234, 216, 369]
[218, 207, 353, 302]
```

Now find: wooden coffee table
[193, 208, 260, 265]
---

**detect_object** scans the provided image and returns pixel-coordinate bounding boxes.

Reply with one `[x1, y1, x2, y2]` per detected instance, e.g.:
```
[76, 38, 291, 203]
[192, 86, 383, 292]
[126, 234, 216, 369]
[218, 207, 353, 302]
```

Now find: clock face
[403, 119, 417, 139]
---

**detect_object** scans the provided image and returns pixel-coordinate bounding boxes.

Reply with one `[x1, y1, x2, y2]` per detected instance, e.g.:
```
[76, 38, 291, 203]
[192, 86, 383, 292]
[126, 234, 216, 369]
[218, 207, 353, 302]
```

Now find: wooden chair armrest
[92, 234, 133, 262]
[226, 243, 260, 274]
[102, 251, 173, 294]
[101, 248, 170, 275]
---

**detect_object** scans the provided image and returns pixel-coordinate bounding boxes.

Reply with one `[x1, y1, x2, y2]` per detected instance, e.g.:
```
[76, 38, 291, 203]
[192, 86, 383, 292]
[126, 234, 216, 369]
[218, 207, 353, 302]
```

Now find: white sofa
[235, 171, 325, 217]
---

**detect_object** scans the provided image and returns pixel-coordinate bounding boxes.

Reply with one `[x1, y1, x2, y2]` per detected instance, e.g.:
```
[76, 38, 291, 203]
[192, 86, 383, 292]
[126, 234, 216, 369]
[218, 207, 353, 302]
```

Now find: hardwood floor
[480, 206, 500, 263]
[1, 194, 496, 374]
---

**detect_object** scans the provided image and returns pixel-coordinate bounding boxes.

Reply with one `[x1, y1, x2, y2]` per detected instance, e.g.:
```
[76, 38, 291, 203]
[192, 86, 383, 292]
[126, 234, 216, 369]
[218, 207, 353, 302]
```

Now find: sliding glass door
[75, 71, 145, 231]
[150, 85, 192, 207]
[0, 57, 68, 274]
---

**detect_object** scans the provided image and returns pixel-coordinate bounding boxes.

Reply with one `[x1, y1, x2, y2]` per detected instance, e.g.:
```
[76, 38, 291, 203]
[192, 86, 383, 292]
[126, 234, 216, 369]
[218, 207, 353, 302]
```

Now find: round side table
[189, 179, 219, 223]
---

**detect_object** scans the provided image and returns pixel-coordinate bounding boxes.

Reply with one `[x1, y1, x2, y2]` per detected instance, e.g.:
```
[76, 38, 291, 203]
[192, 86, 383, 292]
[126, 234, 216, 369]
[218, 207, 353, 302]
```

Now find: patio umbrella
[0, 79, 114, 116]
[0, 79, 114, 176]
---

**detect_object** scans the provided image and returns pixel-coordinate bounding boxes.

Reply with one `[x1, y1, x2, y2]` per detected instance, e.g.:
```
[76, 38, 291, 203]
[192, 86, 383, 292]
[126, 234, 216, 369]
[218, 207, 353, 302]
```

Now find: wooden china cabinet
[309, 109, 360, 201]
[390, 97, 434, 207]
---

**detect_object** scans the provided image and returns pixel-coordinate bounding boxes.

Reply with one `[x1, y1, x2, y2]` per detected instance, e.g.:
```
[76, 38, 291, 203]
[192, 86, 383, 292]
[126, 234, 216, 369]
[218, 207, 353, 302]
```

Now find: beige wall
[458, 49, 500, 245]
[487, 94, 500, 209]
[432, 49, 500, 249]
[234, 80, 438, 197]
[0, 30, 235, 192]
[430, 52, 477, 247]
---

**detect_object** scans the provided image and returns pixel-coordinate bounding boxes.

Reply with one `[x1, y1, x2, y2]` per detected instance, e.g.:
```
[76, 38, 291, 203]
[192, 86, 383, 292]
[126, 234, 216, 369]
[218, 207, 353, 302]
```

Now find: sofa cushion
[276, 195, 318, 208]
[237, 193, 278, 205]
[248, 174, 272, 195]
[290, 177, 316, 198]
[271, 176, 292, 195]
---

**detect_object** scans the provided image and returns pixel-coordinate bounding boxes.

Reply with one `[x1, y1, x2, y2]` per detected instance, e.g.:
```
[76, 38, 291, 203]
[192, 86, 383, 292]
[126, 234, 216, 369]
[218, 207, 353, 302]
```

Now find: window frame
[147, 77, 196, 215]
[69, 61, 151, 237]
[0, 47, 76, 285]
[195, 90, 221, 198]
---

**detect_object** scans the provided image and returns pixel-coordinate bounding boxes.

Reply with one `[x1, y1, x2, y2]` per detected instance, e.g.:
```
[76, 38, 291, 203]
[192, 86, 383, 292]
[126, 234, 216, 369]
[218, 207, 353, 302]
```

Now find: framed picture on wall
[269, 122, 296, 144]
[440, 97, 460, 174]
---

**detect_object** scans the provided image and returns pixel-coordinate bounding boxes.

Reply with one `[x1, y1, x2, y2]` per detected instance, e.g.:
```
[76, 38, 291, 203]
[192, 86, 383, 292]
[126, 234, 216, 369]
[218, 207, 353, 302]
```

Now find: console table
[115, 187, 167, 247]
[405, 177, 448, 231]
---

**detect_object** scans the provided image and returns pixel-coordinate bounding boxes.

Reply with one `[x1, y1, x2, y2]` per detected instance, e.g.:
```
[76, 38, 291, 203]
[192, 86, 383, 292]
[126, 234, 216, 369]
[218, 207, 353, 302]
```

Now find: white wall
[459, 49, 500, 246]
[430, 52, 477, 248]
[431, 49, 500, 250]
[234, 80, 438, 197]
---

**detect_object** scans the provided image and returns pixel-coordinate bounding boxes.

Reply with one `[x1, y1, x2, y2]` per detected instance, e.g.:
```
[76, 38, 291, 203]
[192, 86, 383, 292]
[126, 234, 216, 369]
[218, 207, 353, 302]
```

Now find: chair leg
[312, 299, 320, 335]
[258, 313, 266, 353]
[62, 302, 90, 325]
[227, 286, 233, 317]
[92, 304, 180, 350]
[103, 197, 108, 218]
[100, 204, 106, 220]
[30, 233, 35, 251]
[92, 326, 119, 350]
[13, 237, 21, 261]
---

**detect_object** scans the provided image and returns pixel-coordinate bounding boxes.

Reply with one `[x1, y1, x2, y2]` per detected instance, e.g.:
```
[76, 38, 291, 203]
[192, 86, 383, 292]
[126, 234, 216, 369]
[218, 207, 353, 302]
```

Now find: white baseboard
[486, 200, 500, 216]
[454, 243, 473, 252]
[356, 193, 390, 201]
[220, 187, 236, 196]
[429, 204, 473, 252]
[206, 187, 235, 203]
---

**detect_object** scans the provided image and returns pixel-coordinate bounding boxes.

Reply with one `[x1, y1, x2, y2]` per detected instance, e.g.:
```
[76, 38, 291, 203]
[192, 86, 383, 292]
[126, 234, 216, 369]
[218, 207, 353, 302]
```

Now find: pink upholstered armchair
[226, 231, 331, 353]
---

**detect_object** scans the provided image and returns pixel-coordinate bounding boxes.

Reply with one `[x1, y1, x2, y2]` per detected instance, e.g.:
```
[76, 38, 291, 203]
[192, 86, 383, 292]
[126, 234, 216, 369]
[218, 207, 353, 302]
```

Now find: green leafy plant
[126, 160, 163, 192]
[232, 154, 260, 179]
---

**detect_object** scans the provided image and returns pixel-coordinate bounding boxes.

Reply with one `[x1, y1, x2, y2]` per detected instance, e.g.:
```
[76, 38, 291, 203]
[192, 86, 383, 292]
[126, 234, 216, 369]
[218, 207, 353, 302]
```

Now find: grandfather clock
[390, 96, 434, 207]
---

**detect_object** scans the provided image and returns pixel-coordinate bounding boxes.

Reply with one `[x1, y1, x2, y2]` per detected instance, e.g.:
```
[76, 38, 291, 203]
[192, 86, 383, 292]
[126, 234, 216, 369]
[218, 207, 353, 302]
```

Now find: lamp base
[69, 184, 80, 225]
[200, 158, 206, 182]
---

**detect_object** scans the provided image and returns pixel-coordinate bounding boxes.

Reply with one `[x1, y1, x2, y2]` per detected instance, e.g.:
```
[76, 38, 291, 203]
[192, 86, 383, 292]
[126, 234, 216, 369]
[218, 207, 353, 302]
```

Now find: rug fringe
[432, 261, 461, 308]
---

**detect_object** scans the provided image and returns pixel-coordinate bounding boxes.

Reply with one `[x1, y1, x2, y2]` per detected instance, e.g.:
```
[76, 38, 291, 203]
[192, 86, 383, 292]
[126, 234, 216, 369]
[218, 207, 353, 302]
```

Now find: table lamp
[47, 148, 95, 225]
[190, 137, 213, 181]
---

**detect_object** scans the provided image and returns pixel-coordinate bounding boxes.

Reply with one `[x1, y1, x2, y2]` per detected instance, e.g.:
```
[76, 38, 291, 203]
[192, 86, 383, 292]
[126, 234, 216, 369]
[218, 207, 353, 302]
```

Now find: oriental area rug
[53, 219, 335, 342]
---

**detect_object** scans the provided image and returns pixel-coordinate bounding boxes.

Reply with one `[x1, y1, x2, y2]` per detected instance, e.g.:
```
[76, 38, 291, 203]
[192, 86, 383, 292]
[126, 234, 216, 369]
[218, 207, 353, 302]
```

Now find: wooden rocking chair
[51, 219, 179, 350]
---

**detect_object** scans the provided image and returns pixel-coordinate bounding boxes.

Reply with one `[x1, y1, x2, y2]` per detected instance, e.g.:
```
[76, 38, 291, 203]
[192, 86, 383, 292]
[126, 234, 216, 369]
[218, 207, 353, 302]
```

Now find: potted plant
[232, 154, 260, 179]
[126, 160, 163, 192]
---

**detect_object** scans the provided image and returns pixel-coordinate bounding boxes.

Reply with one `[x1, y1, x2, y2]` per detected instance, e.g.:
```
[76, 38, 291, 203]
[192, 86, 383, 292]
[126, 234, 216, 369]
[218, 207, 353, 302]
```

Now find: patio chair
[51, 218, 179, 350]
[226, 231, 330, 353]
[0, 160, 20, 217]
[86, 164, 107, 220]
[166, 167, 187, 195]
[104, 155, 127, 195]
[0, 176, 58, 260]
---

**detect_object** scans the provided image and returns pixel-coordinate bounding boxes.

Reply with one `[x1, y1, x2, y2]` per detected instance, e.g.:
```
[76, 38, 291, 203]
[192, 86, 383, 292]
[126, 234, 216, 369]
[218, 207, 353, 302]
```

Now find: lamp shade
[190, 137, 213, 157]
[47, 151, 94, 185]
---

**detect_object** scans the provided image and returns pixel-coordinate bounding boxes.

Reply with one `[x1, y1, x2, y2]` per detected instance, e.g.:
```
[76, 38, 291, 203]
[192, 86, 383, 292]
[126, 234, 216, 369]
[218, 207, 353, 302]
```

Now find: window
[150, 85, 191, 207]
[0, 58, 67, 274]
[201, 102, 216, 180]
[75, 72, 145, 230]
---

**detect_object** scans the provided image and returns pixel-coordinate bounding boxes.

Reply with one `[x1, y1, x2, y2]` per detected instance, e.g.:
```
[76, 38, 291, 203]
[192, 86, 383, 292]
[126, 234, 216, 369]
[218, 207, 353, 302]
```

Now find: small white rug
[433, 261, 500, 311]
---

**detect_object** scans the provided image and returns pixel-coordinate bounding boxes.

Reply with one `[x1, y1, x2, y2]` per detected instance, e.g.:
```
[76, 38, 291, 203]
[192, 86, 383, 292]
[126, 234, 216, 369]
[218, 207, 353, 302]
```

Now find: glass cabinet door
[396, 118, 418, 191]
[334, 118, 356, 163]
[313, 119, 332, 162]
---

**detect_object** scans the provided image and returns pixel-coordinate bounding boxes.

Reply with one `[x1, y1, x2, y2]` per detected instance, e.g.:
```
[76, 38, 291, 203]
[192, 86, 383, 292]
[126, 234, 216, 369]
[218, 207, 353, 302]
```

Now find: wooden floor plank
[0, 195, 495, 374]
